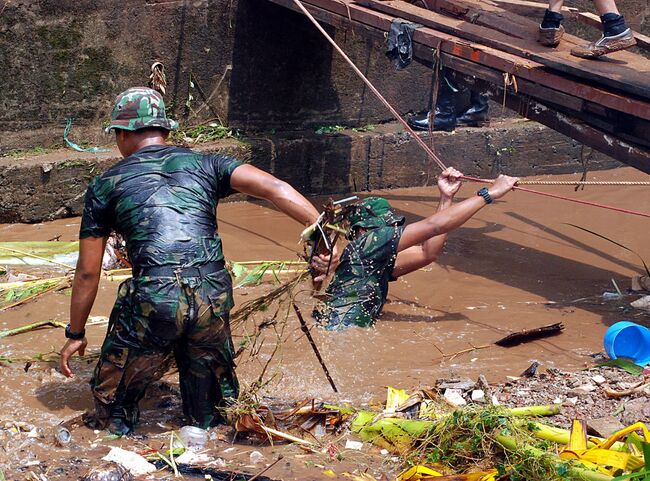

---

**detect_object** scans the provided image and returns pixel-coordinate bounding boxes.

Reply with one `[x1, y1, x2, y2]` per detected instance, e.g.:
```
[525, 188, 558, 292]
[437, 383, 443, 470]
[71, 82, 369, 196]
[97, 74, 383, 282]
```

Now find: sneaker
[570, 28, 636, 58]
[538, 24, 565, 47]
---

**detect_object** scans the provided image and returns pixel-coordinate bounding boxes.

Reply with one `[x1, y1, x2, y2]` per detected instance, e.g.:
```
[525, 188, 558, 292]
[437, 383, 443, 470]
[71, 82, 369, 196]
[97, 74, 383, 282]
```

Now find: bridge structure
[267, 0, 650, 173]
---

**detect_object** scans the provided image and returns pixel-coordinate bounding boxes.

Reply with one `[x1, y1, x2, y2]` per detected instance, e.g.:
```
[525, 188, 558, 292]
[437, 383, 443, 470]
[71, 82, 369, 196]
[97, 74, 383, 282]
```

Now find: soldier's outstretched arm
[60, 236, 106, 377]
[392, 167, 461, 277]
[230, 164, 321, 227]
[397, 174, 518, 253]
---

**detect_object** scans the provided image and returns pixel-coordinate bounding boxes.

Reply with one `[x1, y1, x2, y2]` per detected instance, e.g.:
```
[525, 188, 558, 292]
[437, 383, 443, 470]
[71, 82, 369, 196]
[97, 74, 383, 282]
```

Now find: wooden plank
[266, 0, 650, 119]
[502, 95, 650, 173]
[490, 0, 650, 51]
[435, 52, 650, 149]
[266, 0, 650, 168]
[332, 0, 650, 119]
[355, 0, 650, 99]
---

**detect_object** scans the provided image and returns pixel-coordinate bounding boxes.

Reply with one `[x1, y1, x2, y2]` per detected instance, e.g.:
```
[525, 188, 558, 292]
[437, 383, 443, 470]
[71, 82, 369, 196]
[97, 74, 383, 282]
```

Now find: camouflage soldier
[59, 87, 330, 435]
[314, 167, 518, 330]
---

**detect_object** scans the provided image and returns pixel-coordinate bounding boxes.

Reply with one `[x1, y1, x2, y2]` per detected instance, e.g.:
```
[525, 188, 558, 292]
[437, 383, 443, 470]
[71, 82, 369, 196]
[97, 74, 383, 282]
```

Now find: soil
[1, 166, 650, 480]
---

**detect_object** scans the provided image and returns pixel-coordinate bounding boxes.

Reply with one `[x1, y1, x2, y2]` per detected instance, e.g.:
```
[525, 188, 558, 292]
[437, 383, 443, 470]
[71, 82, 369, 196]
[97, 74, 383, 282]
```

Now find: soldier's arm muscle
[392, 195, 453, 277]
[60, 236, 106, 377]
[397, 174, 518, 253]
[230, 164, 321, 226]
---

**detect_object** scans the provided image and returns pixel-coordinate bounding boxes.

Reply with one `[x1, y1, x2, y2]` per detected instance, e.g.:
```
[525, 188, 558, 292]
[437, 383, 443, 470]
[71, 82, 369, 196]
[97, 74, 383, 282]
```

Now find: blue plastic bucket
[604, 321, 650, 367]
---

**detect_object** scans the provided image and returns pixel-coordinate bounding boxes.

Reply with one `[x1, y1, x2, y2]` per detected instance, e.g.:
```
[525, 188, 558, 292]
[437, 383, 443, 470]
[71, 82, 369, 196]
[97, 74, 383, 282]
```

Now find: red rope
[292, 0, 650, 220]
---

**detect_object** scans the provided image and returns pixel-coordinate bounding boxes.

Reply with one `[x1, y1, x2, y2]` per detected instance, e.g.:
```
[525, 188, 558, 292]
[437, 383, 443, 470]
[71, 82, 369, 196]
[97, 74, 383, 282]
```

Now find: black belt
[133, 260, 225, 279]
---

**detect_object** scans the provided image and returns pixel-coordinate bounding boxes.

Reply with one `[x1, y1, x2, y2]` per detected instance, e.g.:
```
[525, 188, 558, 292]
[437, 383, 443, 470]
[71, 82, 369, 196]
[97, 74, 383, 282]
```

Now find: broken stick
[292, 303, 339, 393]
[495, 322, 564, 347]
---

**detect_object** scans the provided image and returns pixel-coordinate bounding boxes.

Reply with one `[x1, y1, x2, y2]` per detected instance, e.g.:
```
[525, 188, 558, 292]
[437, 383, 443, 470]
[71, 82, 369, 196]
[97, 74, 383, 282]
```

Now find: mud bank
[0, 119, 621, 223]
[1, 166, 649, 479]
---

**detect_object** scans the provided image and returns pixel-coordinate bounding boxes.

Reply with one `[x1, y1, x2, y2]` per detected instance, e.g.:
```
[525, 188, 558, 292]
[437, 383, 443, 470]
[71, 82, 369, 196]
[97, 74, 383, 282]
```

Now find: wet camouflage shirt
[80, 145, 242, 268]
[315, 225, 404, 330]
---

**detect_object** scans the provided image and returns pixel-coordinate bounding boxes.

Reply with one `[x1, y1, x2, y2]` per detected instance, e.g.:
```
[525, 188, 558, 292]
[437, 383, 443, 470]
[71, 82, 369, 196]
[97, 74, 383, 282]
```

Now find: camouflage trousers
[313, 291, 378, 330]
[87, 269, 239, 431]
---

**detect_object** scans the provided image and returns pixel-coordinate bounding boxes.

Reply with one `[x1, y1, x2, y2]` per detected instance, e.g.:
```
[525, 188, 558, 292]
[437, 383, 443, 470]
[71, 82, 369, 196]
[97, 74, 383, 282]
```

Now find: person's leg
[176, 276, 239, 428]
[570, 0, 635, 58]
[87, 279, 175, 435]
[539, 0, 565, 46]
[593, 0, 619, 16]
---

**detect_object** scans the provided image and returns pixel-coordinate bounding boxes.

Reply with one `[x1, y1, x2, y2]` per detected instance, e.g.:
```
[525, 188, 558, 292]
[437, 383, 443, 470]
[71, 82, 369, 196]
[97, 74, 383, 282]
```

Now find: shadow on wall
[228, 0, 342, 130]
[227, 0, 354, 194]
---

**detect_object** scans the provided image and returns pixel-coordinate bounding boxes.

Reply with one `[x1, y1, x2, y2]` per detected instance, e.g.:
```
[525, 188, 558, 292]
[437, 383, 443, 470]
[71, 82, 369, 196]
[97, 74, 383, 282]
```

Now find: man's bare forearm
[266, 180, 321, 226]
[69, 271, 101, 333]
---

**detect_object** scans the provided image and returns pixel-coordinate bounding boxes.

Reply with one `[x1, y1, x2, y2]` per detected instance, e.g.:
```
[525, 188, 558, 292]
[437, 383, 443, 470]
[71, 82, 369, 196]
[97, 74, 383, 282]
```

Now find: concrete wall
[0, 121, 620, 223]
[0, 0, 433, 151]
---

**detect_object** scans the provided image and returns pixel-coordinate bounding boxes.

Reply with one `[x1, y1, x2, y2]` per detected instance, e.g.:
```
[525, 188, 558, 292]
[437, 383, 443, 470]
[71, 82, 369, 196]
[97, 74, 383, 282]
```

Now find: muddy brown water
[1, 166, 649, 479]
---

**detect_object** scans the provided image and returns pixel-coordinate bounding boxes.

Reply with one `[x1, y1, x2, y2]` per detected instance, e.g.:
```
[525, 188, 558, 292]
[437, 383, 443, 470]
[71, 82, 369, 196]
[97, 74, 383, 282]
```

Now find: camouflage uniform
[81, 88, 241, 432]
[314, 197, 405, 330]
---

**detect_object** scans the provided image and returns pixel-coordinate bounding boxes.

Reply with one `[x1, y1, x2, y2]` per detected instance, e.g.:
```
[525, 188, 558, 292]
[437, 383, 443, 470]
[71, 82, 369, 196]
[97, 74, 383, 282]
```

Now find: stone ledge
[0, 120, 621, 223]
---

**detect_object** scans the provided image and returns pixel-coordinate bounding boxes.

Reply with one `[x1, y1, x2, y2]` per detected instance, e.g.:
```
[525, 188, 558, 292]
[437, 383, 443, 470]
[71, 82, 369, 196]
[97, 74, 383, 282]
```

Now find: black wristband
[65, 324, 86, 340]
[477, 187, 493, 204]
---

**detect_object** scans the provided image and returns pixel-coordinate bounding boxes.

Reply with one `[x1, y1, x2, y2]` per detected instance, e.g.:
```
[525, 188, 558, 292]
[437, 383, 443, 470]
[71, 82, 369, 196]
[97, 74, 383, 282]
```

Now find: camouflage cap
[348, 197, 405, 233]
[106, 87, 178, 133]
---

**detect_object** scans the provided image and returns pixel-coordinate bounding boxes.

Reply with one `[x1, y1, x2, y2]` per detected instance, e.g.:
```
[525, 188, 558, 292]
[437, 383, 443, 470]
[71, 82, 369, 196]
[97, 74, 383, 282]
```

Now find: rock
[564, 397, 578, 406]
[621, 398, 650, 425]
[81, 462, 133, 481]
[587, 417, 626, 438]
[471, 389, 485, 403]
[631, 275, 650, 292]
[444, 389, 467, 407]
[591, 375, 606, 385]
[437, 379, 475, 391]
[249, 450, 265, 463]
[570, 384, 597, 396]
[631, 295, 650, 311]
[102, 447, 156, 476]
[345, 440, 364, 450]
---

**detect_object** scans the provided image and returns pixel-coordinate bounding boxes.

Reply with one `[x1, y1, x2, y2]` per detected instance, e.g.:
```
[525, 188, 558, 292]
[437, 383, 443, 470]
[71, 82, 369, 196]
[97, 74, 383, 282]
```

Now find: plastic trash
[54, 426, 71, 446]
[179, 425, 208, 451]
[249, 450, 265, 464]
[604, 320, 650, 367]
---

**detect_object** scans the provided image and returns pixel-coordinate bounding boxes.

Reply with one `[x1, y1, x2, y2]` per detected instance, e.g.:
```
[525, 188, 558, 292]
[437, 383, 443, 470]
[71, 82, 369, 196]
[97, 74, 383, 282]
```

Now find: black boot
[457, 90, 489, 127]
[407, 79, 457, 132]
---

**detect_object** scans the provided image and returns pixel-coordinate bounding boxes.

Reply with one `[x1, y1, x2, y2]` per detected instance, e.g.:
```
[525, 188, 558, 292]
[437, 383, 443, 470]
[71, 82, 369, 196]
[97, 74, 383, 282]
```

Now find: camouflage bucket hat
[106, 87, 178, 133]
[348, 197, 405, 233]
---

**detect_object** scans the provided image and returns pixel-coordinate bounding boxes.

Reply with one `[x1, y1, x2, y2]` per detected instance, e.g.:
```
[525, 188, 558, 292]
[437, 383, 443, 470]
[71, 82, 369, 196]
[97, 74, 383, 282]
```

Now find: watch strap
[65, 324, 86, 340]
[477, 187, 493, 204]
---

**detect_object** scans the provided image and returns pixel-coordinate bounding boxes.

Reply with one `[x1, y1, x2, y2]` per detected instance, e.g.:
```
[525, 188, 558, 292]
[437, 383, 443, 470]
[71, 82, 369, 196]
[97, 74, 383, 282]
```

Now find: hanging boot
[407, 79, 456, 132]
[457, 90, 490, 127]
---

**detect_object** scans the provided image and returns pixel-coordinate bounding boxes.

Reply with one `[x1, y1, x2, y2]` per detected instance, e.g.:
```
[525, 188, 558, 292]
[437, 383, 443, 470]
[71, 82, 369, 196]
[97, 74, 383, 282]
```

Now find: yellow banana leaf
[386, 387, 410, 412]
[397, 466, 442, 480]
[560, 420, 648, 474]
[397, 466, 497, 481]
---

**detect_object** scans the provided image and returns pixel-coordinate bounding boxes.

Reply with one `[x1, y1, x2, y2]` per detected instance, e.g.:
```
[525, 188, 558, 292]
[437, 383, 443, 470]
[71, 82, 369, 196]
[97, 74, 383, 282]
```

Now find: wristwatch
[65, 324, 86, 340]
[477, 187, 493, 205]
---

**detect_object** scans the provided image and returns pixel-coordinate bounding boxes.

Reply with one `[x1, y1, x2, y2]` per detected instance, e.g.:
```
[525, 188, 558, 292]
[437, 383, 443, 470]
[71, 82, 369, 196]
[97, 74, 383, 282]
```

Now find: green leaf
[231, 262, 248, 279]
[596, 358, 644, 376]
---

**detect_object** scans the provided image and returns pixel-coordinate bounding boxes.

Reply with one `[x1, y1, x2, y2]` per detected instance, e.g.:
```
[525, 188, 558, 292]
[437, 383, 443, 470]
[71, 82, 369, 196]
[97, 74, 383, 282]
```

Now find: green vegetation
[170, 122, 242, 144]
[0, 146, 52, 158]
[315, 124, 346, 134]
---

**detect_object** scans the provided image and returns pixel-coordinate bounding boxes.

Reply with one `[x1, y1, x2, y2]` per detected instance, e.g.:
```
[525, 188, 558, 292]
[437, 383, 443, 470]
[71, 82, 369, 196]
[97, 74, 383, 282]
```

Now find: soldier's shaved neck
[116, 128, 170, 158]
